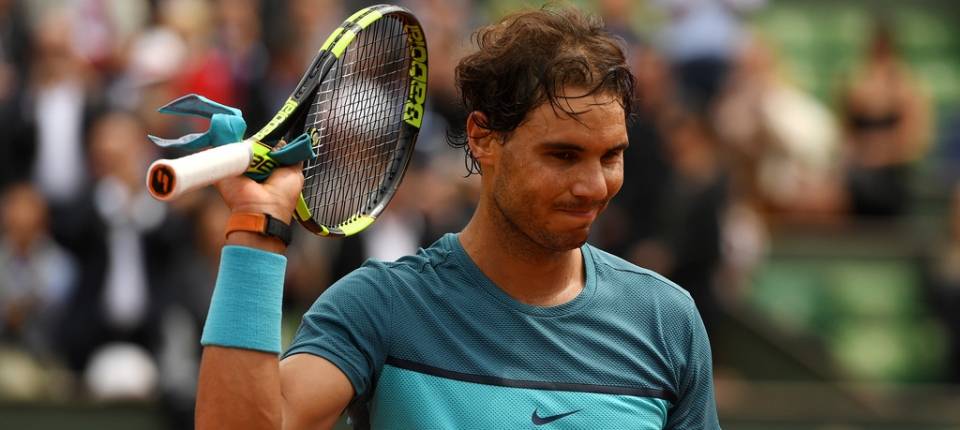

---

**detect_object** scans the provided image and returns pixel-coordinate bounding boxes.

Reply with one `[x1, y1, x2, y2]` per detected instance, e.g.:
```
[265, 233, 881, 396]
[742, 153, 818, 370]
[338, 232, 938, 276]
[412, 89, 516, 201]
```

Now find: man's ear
[466, 111, 499, 164]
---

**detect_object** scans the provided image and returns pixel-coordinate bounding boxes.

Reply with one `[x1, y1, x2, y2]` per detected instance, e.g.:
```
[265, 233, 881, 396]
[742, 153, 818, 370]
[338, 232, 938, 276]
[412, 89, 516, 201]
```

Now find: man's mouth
[555, 206, 599, 220]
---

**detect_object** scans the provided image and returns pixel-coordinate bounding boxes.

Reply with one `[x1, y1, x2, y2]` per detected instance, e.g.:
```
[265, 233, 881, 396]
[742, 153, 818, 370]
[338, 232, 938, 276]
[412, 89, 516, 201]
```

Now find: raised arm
[195, 165, 354, 429]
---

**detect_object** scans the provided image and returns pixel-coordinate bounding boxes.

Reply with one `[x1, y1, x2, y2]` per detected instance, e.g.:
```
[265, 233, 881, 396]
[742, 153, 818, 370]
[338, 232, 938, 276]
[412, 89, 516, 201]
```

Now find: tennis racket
[145, 4, 427, 237]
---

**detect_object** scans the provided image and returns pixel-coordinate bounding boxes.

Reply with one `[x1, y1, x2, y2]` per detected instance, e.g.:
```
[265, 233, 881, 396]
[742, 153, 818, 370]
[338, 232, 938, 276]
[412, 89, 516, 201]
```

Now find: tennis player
[197, 7, 721, 430]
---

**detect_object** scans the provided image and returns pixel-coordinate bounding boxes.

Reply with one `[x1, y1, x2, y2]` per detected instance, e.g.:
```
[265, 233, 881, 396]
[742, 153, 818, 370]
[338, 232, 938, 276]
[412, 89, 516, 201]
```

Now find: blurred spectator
[839, 19, 931, 217]
[70, 0, 150, 72]
[713, 34, 843, 217]
[0, 183, 76, 358]
[162, 0, 236, 107]
[653, 0, 761, 113]
[259, 0, 344, 112]
[287, 0, 345, 66]
[108, 22, 186, 133]
[652, 114, 728, 333]
[54, 111, 189, 386]
[213, 0, 272, 126]
[110, 0, 228, 146]
[26, 5, 101, 206]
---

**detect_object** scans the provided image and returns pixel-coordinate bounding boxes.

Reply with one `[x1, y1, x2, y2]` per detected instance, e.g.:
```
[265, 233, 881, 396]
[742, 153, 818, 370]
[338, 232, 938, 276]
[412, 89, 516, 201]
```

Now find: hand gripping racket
[145, 4, 427, 237]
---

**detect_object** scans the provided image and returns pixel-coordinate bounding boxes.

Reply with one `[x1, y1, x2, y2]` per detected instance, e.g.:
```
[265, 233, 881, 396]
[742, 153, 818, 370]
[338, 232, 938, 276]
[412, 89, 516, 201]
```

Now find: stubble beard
[490, 176, 590, 254]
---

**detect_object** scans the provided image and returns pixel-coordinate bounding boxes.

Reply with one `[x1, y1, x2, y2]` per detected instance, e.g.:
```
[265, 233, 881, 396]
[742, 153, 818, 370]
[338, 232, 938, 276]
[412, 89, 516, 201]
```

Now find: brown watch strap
[225, 212, 292, 246]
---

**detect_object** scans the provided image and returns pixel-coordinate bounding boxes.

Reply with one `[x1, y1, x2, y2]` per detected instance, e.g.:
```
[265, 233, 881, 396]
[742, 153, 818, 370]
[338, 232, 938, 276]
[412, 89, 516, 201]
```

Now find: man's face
[487, 91, 628, 251]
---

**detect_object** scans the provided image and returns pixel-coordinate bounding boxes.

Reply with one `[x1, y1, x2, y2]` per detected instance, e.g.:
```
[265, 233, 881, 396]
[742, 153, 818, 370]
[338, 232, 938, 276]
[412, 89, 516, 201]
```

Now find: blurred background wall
[0, 0, 958, 428]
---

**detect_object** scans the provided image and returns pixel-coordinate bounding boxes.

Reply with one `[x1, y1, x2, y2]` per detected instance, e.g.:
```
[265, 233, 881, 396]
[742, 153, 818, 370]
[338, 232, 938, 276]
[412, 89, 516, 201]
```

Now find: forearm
[196, 232, 288, 430]
[196, 165, 350, 428]
[197, 347, 283, 429]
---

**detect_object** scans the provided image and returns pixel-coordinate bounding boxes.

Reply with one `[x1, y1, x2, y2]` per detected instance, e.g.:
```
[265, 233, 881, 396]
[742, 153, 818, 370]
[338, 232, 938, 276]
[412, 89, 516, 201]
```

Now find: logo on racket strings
[403, 25, 427, 128]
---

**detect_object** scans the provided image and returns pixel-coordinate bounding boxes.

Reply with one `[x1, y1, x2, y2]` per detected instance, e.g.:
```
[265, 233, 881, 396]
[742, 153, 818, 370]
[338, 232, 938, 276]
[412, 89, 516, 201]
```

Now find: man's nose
[569, 161, 609, 201]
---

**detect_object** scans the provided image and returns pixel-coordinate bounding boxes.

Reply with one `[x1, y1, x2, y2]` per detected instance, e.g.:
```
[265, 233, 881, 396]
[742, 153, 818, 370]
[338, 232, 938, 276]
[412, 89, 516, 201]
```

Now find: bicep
[280, 353, 355, 430]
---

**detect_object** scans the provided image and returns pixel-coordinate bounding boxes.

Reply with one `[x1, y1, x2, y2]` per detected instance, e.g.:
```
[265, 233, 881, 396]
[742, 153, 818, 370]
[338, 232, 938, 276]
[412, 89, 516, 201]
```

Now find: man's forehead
[526, 94, 626, 128]
[513, 100, 627, 150]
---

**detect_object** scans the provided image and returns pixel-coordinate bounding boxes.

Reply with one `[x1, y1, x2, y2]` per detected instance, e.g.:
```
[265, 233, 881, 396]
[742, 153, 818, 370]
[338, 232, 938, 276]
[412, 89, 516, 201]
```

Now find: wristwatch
[224, 212, 293, 246]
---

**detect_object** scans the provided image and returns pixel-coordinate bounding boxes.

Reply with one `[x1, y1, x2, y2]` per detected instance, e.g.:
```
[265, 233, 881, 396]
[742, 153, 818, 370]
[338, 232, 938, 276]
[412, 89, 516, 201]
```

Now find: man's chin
[535, 229, 590, 252]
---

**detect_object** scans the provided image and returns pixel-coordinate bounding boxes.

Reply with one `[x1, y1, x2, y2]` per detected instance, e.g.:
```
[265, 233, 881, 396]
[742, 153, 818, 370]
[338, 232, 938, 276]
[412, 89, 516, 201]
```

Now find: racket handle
[146, 141, 253, 201]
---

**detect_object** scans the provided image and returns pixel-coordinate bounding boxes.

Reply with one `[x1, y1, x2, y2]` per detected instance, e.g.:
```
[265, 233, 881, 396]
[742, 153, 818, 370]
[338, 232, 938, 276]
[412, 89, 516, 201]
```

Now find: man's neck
[458, 200, 585, 307]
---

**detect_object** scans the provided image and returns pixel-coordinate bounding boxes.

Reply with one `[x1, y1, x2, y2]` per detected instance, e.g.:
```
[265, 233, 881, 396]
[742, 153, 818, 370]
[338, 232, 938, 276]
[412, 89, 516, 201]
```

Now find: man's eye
[602, 151, 624, 163]
[551, 152, 576, 161]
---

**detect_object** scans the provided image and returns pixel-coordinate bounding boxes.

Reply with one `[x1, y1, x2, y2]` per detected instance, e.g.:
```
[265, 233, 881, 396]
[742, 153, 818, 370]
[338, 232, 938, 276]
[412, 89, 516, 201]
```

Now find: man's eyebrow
[608, 142, 630, 151]
[538, 141, 630, 152]
[539, 142, 585, 151]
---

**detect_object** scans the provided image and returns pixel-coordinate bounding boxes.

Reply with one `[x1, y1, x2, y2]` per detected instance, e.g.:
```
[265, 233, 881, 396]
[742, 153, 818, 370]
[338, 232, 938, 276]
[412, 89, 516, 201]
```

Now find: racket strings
[305, 27, 409, 133]
[302, 16, 412, 228]
[311, 86, 407, 141]
[350, 17, 407, 221]
[311, 134, 400, 177]
[326, 18, 395, 222]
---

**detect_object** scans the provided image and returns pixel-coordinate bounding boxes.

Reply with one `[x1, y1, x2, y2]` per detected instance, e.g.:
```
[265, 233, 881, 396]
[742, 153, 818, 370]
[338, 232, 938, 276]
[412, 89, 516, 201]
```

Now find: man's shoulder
[586, 244, 694, 307]
[334, 236, 458, 290]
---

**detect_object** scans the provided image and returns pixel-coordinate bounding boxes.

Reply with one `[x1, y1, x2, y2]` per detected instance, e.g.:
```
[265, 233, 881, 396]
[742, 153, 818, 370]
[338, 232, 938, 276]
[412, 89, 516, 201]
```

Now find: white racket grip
[146, 141, 253, 201]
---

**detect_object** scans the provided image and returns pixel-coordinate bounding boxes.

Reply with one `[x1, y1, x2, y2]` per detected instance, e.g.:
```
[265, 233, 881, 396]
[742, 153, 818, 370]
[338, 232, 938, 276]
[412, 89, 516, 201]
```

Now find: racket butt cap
[147, 161, 178, 201]
[144, 140, 253, 202]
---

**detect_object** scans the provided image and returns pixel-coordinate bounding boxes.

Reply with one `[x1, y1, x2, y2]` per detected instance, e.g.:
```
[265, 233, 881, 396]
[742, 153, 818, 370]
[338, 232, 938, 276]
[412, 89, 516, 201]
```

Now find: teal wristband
[201, 245, 286, 353]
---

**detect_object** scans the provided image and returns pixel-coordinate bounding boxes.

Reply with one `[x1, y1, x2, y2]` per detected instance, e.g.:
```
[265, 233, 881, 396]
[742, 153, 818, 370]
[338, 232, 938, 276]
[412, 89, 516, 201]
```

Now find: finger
[266, 162, 303, 183]
[265, 163, 305, 192]
[214, 172, 257, 194]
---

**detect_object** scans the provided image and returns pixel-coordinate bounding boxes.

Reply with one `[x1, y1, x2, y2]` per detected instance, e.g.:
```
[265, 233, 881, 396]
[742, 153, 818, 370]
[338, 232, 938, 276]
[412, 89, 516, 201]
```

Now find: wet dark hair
[447, 6, 635, 175]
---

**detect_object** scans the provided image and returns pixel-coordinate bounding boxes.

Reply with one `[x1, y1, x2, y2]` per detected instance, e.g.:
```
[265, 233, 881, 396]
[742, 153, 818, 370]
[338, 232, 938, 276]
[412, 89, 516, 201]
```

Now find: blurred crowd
[0, 0, 957, 427]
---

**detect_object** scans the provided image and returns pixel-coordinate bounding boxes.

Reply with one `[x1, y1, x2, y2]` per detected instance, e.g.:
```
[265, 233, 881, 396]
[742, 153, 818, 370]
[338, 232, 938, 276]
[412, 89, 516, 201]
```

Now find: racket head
[289, 5, 427, 237]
